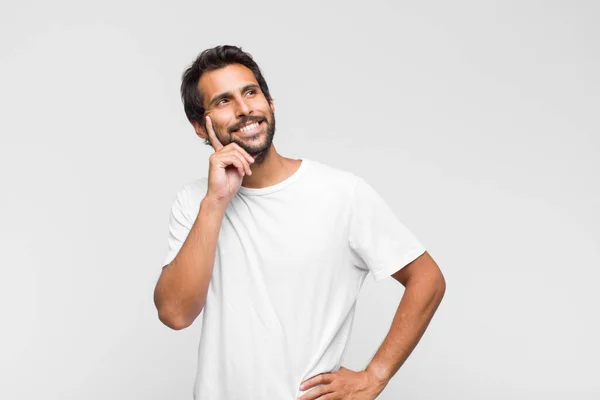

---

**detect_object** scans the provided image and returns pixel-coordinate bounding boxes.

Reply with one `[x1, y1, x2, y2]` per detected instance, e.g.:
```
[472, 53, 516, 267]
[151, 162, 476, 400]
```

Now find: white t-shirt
[161, 158, 426, 400]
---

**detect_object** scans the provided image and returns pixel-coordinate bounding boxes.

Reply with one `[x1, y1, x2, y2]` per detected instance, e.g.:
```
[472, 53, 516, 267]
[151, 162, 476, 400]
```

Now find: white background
[1, 0, 598, 399]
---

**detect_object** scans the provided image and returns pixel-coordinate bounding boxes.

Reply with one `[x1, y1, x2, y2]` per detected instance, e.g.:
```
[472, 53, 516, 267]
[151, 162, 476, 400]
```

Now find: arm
[154, 115, 255, 331]
[366, 251, 446, 384]
[153, 196, 227, 330]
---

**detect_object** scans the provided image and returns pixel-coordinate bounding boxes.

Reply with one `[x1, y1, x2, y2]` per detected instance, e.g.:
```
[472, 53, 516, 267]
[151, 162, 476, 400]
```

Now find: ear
[191, 120, 207, 139]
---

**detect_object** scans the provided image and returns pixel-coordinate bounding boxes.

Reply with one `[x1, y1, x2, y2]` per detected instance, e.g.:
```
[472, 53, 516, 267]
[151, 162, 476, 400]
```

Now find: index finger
[205, 116, 223, 152]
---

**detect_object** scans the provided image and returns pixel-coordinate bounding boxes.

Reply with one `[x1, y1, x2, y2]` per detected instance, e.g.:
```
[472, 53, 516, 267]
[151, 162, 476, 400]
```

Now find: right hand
[204, 115, 255, 205]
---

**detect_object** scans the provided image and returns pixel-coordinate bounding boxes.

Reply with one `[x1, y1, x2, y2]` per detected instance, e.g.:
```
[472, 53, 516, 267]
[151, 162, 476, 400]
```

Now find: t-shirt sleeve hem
[162, 252, 176, 269]
[370, 246, 427, 282]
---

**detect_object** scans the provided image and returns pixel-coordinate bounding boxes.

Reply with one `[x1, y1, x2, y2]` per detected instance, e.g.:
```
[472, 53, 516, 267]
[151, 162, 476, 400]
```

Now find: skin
[190, 62, 446, 399]
[298, 251, 445, 400]
[191, 63, 302, 189]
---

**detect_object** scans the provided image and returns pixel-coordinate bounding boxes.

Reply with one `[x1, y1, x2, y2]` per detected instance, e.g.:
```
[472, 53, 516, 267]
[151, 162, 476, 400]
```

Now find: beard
[212, 111, 276, 165]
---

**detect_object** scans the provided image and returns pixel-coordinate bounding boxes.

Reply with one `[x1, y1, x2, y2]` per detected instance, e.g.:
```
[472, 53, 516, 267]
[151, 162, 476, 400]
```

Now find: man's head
[180, 45, 276, 161]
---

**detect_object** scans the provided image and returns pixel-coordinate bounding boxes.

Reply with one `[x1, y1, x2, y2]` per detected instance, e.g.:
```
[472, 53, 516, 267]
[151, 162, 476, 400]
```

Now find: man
[154, 45, 446, 400]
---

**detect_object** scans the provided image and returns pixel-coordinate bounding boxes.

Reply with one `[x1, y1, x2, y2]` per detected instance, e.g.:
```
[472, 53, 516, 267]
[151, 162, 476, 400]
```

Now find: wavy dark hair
[180, 45, 272, 145]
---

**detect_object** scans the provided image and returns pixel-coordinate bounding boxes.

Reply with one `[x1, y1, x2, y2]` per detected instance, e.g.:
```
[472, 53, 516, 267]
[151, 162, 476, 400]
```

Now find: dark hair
[180, 45, 272, 138]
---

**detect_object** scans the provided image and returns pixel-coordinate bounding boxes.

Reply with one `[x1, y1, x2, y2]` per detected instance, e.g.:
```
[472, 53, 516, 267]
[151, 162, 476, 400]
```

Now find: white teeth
[239, 122, 259, 133]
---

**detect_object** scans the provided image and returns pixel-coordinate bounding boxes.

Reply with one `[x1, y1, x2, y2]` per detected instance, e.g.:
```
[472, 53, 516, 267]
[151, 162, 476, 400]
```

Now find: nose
[234, 97, 253, 117]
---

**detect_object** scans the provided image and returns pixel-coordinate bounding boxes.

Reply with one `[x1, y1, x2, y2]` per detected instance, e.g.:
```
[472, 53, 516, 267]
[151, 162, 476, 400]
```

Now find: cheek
[251, 97, 270, 111]
[212, 113, 235, 132]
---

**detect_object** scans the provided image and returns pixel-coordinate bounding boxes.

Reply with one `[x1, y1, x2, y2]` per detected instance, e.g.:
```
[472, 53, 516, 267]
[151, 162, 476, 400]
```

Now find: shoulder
[303, 158, 361, 193]
[170, 177, 207, 217]
[186, 177, 209, 196]
[171, 177, 207, 198]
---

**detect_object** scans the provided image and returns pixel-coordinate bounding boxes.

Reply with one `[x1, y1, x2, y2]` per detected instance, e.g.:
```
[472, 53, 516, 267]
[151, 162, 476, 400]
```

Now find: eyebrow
[207, 83, 261, 108]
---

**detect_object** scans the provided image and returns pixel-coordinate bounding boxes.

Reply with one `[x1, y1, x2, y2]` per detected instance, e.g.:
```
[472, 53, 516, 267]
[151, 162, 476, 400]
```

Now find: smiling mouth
[234, 119, 264, 135]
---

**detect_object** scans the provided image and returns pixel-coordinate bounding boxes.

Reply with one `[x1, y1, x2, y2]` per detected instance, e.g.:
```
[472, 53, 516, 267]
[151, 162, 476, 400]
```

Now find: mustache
[229, 116, 265, 133]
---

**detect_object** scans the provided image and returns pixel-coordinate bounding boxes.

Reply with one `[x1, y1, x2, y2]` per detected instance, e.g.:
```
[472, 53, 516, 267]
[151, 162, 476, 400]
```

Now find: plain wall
[1, 0, 598, 399]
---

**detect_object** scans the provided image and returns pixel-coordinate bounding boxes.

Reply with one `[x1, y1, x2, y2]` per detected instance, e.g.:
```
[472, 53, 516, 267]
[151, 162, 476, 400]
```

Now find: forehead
[198, 63, 258, 103]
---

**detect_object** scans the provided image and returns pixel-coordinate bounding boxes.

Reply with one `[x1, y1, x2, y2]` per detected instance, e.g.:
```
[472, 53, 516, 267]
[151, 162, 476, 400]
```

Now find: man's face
[197, 63, 275, 161]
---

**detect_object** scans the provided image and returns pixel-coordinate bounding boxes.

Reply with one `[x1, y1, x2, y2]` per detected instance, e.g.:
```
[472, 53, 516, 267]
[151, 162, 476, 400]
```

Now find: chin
[249, 148, 266, 159]
[244, 135, 270, 156]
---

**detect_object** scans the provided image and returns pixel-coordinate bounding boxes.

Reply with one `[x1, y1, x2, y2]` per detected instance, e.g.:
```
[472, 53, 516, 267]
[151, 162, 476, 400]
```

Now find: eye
[246, 89, 256, 96]
[217, 98, 229, 105]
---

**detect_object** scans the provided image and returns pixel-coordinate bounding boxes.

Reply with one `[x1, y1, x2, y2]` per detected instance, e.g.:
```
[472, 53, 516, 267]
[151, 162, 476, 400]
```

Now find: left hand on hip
[297, 366, 387, 400]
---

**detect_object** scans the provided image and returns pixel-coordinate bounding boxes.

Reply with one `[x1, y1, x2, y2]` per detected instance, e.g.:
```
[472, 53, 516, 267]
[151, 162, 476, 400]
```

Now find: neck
[241, 145, 301, 189]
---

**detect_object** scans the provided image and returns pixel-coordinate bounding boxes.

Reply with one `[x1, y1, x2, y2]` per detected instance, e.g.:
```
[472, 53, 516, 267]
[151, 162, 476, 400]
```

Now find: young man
[154, 45, 446, 400]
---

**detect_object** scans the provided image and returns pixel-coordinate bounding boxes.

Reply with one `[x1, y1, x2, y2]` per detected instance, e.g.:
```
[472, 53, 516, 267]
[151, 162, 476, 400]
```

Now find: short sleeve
[162, 185, 194, 268]
[348, 177, 426, 281]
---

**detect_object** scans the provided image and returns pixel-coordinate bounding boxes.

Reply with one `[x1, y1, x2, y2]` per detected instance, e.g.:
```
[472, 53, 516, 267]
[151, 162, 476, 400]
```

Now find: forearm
[365, 275, 446, 384]
[154, 197, 226, 329]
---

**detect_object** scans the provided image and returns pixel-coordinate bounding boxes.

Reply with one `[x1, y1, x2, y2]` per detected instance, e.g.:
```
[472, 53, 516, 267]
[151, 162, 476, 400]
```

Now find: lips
[234, 120, 263, 136]
[233, 118, 264, 133]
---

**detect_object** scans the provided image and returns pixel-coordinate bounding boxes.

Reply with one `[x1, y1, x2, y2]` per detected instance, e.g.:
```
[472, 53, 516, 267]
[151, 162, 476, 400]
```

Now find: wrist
[365, 362, 391, 386]
[200, 196, 228, 215]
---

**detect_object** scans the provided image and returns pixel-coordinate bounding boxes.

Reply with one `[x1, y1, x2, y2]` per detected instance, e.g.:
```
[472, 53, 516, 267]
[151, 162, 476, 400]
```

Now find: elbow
[437, 272, 446, 294]
[430, 269, 446, 300]
[163, 318, 189, 331]
[158, 308, 193, 330]
[153, 279, 205, 330]
[156, 303, 204, 331]
[432, 273, 446, 307]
